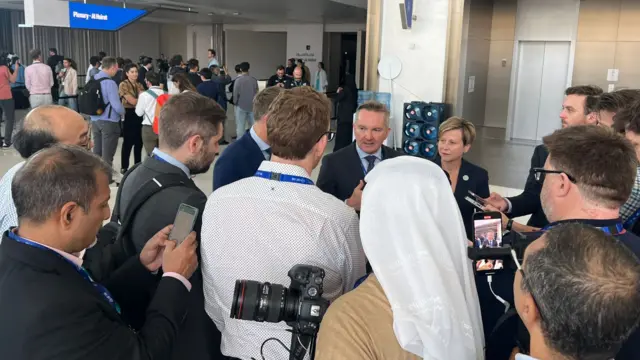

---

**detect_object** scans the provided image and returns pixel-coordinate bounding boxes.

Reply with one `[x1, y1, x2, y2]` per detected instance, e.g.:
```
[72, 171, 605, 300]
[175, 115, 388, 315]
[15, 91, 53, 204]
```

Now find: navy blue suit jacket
[213, 132, 264, 191]
[434, 157, 490, 240]
[197, 81, 220, 104]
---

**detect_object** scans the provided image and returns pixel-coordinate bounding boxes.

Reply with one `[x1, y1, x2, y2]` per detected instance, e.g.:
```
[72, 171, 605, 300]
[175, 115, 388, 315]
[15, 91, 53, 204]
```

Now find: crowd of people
[2, 45, 640, 360]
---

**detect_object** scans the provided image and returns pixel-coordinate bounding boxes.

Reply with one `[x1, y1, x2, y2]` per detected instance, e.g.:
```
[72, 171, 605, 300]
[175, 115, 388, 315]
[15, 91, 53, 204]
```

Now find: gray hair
[523, 223, 640, 359]
[356, 101, 390, 128]
[12, 144, 112, 223]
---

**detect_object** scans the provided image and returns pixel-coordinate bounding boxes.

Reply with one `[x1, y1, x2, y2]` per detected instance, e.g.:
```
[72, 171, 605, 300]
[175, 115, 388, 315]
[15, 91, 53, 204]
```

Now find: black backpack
[78, 77, 110, 116]
[87, 163, 191, 279]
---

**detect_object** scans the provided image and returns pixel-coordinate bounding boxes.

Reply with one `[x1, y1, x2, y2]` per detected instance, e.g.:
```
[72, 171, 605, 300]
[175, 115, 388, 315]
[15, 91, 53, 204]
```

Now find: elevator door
[512, 41, 570, 141]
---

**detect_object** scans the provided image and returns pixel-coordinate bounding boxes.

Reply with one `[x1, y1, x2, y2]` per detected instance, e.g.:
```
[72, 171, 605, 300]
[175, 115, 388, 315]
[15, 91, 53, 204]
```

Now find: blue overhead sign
[69, 3, 146, 31]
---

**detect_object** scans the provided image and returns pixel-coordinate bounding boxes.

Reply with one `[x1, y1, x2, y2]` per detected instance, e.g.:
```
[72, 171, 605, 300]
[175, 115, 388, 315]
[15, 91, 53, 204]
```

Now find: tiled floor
[1, 109, 536, 223]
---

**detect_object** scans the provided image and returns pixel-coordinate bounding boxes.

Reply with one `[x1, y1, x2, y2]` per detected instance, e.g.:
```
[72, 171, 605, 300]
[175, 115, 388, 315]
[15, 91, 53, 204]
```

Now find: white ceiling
[0, 0, 367, 25]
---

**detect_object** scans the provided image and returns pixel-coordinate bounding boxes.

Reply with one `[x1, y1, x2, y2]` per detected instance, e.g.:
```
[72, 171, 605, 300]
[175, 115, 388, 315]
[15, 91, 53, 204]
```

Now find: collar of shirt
[356, 145, 382, 161]
[12, 229, 84, 267]
[152, 148, 191, 177]
[95, 70, 111, 79]
[32, 60, 42, 64]
[257, 161, 311, 181]
[250, 126, 270, 152]
[149, 86, 163, 90]
[515, 354, 538, 360]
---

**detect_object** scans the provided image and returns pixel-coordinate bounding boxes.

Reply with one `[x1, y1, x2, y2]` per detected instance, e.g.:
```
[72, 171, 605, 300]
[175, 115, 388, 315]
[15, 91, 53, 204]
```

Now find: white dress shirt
[0, 161, 25, 239]
[201, 161, 365, 359]
[135, 86, 165, 126]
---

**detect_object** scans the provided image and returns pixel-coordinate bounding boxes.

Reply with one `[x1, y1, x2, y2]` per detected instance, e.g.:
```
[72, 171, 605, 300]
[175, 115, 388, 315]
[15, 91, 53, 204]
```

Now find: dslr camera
[231, 264, 330, 360]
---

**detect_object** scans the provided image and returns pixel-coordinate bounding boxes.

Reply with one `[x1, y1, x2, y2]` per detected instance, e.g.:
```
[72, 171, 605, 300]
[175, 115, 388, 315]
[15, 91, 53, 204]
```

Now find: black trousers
[333, 121, 353, 152]
[121, 108, 143, 170]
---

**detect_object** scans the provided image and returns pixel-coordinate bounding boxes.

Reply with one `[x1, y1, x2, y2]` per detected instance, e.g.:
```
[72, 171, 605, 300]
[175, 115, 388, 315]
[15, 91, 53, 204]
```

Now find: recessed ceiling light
[208, 12, 214, 15]
[232, 12, 240, 16]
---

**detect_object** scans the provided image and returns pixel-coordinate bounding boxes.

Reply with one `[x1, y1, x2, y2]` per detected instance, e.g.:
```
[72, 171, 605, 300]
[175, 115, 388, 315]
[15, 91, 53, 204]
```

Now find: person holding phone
[434, 117, 489, 240]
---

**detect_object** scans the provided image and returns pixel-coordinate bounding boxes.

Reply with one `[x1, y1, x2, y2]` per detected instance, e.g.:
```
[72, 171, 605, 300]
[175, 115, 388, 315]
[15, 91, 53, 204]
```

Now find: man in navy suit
[212, 86, 284, 190]
[317, 101, 403, 211]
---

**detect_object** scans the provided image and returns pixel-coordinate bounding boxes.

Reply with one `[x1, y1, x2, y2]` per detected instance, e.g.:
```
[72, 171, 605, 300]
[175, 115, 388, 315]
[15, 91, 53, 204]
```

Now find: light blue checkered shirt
[0, 161, 26, 241]
[621, 167, 640, 222]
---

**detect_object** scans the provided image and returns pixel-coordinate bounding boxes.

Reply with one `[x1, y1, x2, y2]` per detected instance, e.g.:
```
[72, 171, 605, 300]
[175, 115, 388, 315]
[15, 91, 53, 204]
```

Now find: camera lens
[231, 280, 299, 323]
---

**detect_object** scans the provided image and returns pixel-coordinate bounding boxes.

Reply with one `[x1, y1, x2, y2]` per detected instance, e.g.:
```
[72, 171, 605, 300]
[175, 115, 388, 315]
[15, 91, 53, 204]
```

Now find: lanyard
[152, 154, 167, 164]
[624, 208, 640, 229]
[542, 221, 626, 236]
[8, 231, 121, 315]
[254, 170, 314, 185]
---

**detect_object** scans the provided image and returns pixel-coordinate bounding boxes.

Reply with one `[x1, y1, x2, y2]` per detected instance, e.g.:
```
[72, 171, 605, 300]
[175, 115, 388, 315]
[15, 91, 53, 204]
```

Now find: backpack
[152, 93, 170, 135]
[89, 163, 192, 278]
[78, 77, 110, 116]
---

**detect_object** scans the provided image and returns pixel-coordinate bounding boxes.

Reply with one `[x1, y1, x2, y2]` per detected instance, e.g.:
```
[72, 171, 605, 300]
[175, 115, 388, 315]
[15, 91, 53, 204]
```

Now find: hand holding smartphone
[169, 203, 199, 244]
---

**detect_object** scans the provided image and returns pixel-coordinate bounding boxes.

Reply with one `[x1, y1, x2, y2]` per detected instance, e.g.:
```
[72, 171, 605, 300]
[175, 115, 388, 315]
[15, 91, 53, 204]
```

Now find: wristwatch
[506, 218, 514, 232]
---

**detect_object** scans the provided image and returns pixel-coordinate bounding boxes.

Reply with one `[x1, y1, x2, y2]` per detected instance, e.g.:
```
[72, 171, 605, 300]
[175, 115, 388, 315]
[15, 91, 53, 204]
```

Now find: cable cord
[251, 337, 292, 360]
[487, 275, 511, 313]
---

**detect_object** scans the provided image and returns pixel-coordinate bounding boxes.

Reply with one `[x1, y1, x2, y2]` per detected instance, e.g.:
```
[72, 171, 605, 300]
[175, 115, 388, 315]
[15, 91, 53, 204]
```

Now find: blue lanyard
[8, 231, 121, 315]
[542, 221, 626, 236]
[152, 154, 168, 164]
[254, 170, 314, 185]
[624, 208, 640, 229]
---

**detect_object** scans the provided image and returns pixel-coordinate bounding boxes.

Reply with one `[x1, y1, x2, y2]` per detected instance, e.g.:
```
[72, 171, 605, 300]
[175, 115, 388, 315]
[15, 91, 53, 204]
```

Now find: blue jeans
[58, 95, 77, 111]
[235, 106, 254, 138]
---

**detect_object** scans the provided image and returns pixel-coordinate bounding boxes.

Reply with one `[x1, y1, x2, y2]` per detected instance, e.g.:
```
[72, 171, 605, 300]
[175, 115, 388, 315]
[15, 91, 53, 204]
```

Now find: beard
[540, 184, 555, 222]
[186, 149, 215, 175]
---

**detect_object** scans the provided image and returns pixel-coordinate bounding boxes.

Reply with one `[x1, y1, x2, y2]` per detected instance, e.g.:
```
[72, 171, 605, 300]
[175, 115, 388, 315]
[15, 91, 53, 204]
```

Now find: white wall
[225, 30, 287, 80]
[118, 21, 160, 60]
[159, 24, 187, 59]
[186, 25, 213, 66]
[378, 0, 451, 147]
[286, 24, 324, 71]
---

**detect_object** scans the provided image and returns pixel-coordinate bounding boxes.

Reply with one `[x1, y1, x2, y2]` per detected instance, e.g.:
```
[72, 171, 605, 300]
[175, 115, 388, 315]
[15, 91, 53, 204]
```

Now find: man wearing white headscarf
[315, 156, 485, 360]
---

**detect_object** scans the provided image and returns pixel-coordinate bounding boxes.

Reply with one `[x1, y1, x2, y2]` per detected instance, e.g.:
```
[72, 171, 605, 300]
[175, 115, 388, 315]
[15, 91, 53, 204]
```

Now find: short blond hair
[356, 101, 390, 127]
[439, 116, 476, 146]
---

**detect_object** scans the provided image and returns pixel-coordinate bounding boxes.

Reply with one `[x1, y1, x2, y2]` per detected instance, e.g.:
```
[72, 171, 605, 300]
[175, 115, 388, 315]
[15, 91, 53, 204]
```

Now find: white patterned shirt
[201, 161, 365, 360]
[0, 161, 25, 239]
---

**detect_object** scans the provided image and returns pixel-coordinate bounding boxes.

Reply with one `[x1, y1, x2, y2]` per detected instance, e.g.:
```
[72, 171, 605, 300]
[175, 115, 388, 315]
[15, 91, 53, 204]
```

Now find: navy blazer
[317, 142, 403, 202]
[435, 157, 490, 240]
[213, 131, 265, 191]
[507, 144, 549, 228]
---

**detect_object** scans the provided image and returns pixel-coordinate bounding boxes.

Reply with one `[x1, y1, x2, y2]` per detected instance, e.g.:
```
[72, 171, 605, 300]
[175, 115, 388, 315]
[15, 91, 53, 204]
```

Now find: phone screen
[474, 216, 504, 272]
[169, 204, 199, 244]
[468, 190, 487, 206]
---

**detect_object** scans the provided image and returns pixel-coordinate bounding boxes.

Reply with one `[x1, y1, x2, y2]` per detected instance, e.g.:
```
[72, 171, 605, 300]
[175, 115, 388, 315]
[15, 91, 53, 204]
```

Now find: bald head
[14, 105, 90, 159]
[293, 67, 303, 80]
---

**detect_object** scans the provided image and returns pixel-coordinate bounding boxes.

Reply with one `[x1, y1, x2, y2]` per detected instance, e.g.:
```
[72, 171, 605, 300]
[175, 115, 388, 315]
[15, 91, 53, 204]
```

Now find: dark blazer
[213, 131, 265, 191]
[138, 66, 148, 90]
[197, 81, 220, 104]
[317, 142, 403, 202]
[507, 144, 549, 228]
[116, 156, 223, 360]
[434, 157, 490, 240]
[0, 232, 189, 360]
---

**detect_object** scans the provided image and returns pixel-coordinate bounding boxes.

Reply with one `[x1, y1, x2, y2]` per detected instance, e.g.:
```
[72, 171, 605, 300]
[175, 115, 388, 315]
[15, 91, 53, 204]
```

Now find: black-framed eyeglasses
[511, 249, 545, 321]
[317, 131, 336, 143]
[532, 167, 577, 183]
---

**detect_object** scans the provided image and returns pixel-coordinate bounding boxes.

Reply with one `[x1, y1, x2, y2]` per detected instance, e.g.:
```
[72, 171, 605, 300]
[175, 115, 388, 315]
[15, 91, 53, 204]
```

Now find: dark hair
[523, 223, 640, 359]
[123, 63, 138, 74]
[234, 64, 241, 73]
[267, 87, 331, 160]
[209, 65, 219, 72]
[615, 89, 640, 104]
[239, 62, 250, 72]
[116, 57, 125, 68]
[594, 92, 626, 113]
[159, 92, 226, 149]
[543, 125, 638, 208]
[12, 144, 112, 223]
[171, 72, 196, 92]
[30, 49, 42, 61]
[199, 68, 212, 80]
[318, 62, 325, 70]
[297, 59, 304, 64]
[614, 100, 640, 134]
[98, 51, 106, 59]
[188, 58, 199, 70]
[142, 57, 153, 66]
[89, 56, 101, 67]
[566, 85, 604, 114]
[208, 49, 216, 56]
[123, 58, 133, 66]
[49, 48, 57, 55]
[12, 129, 57, 159]
[145, 71, 160, 86]
[100, 57, 117, 70]
[254, 86, 285, 120]
[63, 57, 77, 70]
[169, 54, 183, 67]
[277, 65, 285, 71]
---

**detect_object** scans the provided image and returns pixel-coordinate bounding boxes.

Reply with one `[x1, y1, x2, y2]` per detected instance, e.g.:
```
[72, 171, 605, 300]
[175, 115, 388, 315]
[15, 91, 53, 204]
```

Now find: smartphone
[473, 212, 504, 272]
[468, 190, 487, 207]
[465, 196, 484, 211]
[169, 203, 199, 244]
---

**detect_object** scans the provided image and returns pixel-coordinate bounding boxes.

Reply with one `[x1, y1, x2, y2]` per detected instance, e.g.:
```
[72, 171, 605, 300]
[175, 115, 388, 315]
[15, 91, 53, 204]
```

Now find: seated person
[315, 156, 485, 360]
[434, 117, 489, 240]
[266, 65, 288, 88]
[513, 223, 640, 360]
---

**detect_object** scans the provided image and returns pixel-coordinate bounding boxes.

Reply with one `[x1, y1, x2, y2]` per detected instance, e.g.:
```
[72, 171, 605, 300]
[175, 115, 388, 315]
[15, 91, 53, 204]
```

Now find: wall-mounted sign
[405, 0, 413, 28]
[68, 3, 147, 31]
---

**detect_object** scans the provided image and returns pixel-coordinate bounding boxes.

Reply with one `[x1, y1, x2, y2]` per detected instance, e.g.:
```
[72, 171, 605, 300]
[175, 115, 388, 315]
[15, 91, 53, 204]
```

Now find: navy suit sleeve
[477, 168, 490, 198]
[316, 156, 338, 198]
[213, 153, 240, 191]
[507, 146, 543, 218]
